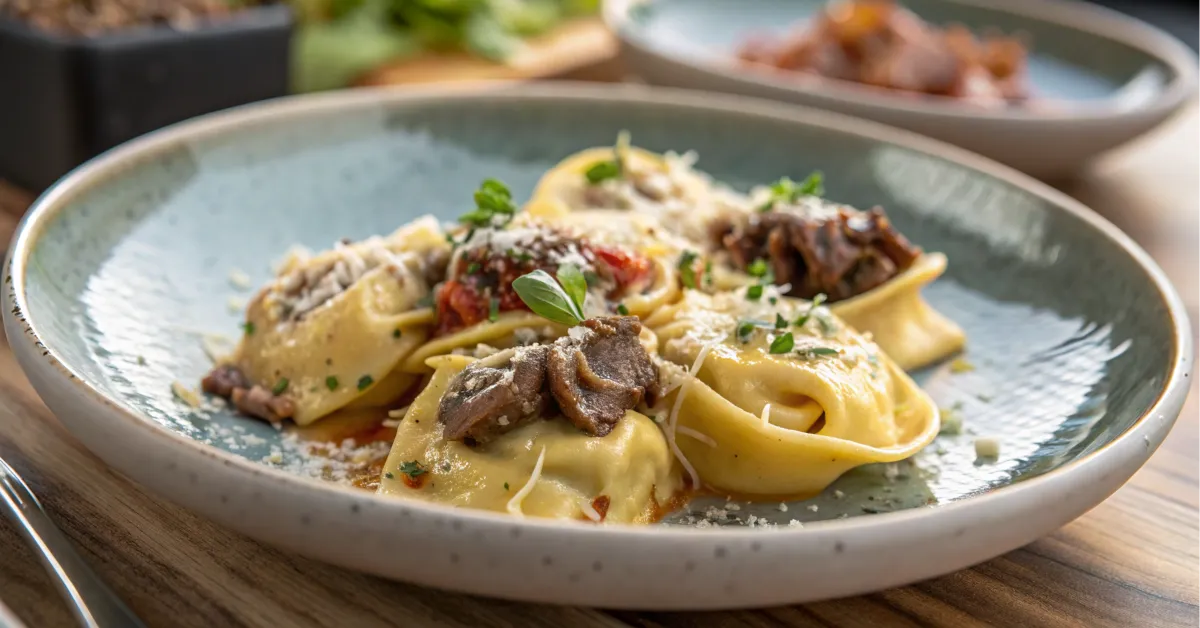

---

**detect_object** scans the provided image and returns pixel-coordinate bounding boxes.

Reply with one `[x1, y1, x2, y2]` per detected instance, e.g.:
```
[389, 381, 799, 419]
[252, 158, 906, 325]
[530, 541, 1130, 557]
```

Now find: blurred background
[0, 0, 1195, 191]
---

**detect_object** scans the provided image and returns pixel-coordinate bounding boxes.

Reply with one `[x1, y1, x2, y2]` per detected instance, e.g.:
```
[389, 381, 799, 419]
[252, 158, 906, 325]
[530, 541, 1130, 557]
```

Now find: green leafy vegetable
[746, 284, 763, 301]
[769, 332, 795, 354]
[678, 250, 700, 289]
[460, 178, 517, 227]
[357, 374, 374, 391]
[616, 304, 629, 315]
[511, 269, 585, 326]
[758, 171, 825, 212]
[399, 460, 427, 479]
[775, 314, 788, 329]
[325, 376, 339, 391]
[556, 264, 588, 314]
[793, 293, 828, 328]
[585, 159, 620, 184]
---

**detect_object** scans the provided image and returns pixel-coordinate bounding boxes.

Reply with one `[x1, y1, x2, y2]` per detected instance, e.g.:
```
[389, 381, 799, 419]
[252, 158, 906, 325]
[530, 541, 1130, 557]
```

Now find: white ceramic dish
[3, 83, 1192, 609]
[605, 0, 1199, 179]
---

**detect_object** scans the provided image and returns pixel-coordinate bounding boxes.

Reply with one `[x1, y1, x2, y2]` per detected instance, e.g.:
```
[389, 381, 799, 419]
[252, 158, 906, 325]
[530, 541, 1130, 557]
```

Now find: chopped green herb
[775, 313, 788, 329]
[747, 258, 769, 278]
[736, 321, 757, 342]
[793, 293, 828, 327]
[242, 321, 256, 335]
[704, 260, 714, 287]
[136, 355, 146, 365]
[272, 378, 289, 395]
[488, 296, 500, 322]
[357, 375, 374, 391]
[325, 376, 339, 391]
[769, 332, 795, 354]
[746, 284, 763, 301]
[466, 262, 481, 274]
[798, 347, 840, 359]
[616, 304, 630, 315]
[503, 482, 510, 491]
[768, 296, 778, 305]
[556, 264, 588, 314]
[384, 471, 395, 480]
[585, 159, 621, 184]
[758, 171, 825, 212]
[511, 269, 585, 326]
[399, 460, 428, 479]
[392, 328, 402, 339]
[678, 250, 700, 289]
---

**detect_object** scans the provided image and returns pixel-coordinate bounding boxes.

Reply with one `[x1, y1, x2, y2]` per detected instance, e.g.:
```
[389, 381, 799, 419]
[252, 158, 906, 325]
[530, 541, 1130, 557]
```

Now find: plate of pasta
[3, 83, 1191, 609]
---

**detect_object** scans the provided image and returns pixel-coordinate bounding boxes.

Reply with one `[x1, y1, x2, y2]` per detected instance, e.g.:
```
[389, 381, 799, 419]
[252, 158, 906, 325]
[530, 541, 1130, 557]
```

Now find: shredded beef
[438, 345, 552, 445]
[712, 205, 921, 302]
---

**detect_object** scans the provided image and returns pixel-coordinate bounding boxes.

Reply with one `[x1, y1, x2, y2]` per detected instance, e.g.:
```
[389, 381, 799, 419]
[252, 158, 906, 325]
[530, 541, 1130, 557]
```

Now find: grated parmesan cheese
[974, 437, 1001, 459]
[228, 268, 253, 290]
[664, 341, 716, 490]
[506, 446, 547, 516]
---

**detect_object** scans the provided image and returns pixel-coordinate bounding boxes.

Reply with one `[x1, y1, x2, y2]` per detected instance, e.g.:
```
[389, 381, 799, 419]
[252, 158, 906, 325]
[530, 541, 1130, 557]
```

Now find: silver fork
[0, 457, 146, 628]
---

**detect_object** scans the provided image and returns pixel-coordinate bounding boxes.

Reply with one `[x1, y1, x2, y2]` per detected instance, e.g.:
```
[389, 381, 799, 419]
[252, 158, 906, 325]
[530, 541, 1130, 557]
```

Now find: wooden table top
[0, 100, 1195, 628]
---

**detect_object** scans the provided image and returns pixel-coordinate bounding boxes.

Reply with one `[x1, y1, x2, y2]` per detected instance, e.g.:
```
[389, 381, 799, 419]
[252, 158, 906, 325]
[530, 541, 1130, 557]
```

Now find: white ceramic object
[3, 84, 1192, 609]
[605, 0, 1199, 179]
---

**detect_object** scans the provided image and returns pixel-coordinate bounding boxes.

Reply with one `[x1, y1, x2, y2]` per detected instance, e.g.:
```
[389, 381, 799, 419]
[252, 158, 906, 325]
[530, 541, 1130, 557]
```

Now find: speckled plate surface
[606, 0, 1199, 178]
[3, 83, 1192, 609]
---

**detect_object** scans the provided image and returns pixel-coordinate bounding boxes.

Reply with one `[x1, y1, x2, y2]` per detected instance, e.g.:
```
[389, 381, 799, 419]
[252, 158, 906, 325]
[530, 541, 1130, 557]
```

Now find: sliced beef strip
[711, 205, 921, 302]
[547, 316, 659, 437]
[438, 345, 552, 445]
[231, 385, 296, 423]
[201, 364, 294, 423]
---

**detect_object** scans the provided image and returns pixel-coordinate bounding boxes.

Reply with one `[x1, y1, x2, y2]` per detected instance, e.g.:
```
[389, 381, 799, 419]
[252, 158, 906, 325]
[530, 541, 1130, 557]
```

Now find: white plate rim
[2, 82, 1192, 607]
[604, 0, 1200, 122]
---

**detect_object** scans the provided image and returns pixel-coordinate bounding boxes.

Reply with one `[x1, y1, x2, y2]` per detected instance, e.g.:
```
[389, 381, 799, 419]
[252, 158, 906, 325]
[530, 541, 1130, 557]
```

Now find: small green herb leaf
[466, 262, 481, 274]
[775, 313, 788, 329]
[460, 178, 517, 227]
[272, 378, 289, 395]
[585, 159, 620, 184]
[794, 293, 828, 327]
[399, 460, 427, 479]
[488, 296, 500, 322]
[747, 258, 768, 277]
[357, 375, 374, 391]
[384, 471, 395, 480]
[325, 376, 339, 391]
[392, 328, 402, 339]
[758, 171, 825, 212]
[242, 321, 256, 335]
[511, 269, 585, 326]
[746, 284, 763, 301]
[798, 347, 840, 359]
[678, 250, 699, 289]
[616, 303, 630, 315]
[503, 482, 510, 491]
[769, 332, 795, 354]
[556, 264, 588, 314]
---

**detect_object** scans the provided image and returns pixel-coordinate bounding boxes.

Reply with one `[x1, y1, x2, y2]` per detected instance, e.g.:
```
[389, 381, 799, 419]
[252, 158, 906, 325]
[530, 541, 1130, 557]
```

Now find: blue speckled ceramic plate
[3, 84, 1192, 608]
[606, 0, 1198, 178]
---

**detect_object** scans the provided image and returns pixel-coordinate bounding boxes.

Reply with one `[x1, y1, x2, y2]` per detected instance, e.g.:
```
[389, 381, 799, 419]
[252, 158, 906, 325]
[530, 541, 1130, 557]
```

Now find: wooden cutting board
[356, 18, 621, 86]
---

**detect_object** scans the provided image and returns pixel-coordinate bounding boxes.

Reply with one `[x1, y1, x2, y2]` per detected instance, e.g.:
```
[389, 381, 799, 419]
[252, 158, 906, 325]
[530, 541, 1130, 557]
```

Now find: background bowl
[2, 83, 1191, 608]
[605, 0, 1199, 179]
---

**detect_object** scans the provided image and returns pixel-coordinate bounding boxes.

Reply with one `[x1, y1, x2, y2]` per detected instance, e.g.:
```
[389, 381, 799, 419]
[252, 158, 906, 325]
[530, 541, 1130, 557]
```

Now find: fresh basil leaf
[585, 160, 620, 184]
[512, 270, 584, 326]
[556, 264, 588, 314]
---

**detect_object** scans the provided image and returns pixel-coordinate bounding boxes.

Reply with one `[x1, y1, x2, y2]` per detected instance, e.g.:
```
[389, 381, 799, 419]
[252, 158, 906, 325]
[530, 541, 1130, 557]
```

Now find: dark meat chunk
[438, 345, 552, 445]
[712, 205, 921, 302]
[231, 385, 296, 423]
[547, 317, 659, 437]
[201, 364, 294, 424]
[201, 364, 251, 398]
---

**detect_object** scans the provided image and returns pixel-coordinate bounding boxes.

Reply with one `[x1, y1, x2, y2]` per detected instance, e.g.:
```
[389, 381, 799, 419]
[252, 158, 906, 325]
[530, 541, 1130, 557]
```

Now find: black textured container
[0, 5, 292, 191]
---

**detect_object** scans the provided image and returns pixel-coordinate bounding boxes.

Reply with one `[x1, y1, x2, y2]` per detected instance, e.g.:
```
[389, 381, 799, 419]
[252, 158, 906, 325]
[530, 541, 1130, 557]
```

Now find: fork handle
[0, 459, 145, 628]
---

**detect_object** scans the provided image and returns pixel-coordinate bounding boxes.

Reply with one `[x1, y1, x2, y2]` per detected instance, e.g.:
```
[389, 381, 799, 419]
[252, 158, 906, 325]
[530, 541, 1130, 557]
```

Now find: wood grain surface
[0, 100, 1195, 628]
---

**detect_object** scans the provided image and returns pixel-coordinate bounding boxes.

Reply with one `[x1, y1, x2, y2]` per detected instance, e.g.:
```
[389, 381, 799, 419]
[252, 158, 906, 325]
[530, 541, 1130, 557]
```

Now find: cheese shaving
[580, 499, 603, 522]
[228, 268, 253, 290]
[676, 426, 717, 448]
[506, 445, 547, 516]
[760, 403, 772, 428]
[171, 381, 202, 408]
[665, 341, 715, 490]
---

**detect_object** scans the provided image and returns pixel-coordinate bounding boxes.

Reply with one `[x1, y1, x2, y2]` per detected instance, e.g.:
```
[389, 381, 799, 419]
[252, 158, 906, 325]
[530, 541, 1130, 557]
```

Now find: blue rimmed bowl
[2, 83, 1192, 609]
[605, 0, 1199, 179]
